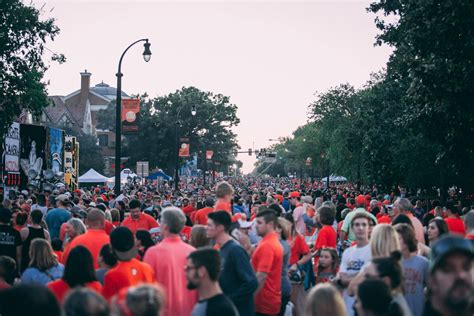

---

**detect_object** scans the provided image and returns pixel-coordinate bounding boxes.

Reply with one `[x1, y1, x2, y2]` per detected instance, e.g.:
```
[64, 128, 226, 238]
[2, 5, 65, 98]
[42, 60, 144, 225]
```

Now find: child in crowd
[315, 247, 339, 284]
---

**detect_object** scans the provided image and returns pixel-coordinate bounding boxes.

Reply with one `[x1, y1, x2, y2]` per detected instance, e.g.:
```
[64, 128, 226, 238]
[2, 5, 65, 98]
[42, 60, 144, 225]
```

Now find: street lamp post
[114, 39, 151, 196]
[174, 104, 196, 191]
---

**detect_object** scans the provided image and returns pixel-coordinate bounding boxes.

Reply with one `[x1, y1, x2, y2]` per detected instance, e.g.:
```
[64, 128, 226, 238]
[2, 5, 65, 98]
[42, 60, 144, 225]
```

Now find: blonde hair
[29, 239, 58, 271]
[277, 218, 292, 240]
[370, 224, 401, 258]
[305, 283, 346, 316]
[215, 181, 234, 198]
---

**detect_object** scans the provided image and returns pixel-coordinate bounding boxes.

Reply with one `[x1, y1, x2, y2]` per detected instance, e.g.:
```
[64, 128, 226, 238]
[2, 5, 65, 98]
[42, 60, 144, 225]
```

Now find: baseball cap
[238, 219, 254, 229]
[429, 235, 473, 272]
[355, 194, 366, 206]
[56, 194, 71, 204]
[110, 227, 138, 261]
[289, 191, 300, 199]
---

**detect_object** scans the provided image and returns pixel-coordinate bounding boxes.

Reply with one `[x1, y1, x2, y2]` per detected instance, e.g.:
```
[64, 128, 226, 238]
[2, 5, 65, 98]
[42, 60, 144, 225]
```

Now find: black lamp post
[114, 39, 151, 196]
[174, 104, 196, 191]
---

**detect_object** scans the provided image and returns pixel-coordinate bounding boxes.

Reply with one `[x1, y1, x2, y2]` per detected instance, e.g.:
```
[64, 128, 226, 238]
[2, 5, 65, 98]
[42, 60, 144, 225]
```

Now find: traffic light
[248, 148, 252, 156]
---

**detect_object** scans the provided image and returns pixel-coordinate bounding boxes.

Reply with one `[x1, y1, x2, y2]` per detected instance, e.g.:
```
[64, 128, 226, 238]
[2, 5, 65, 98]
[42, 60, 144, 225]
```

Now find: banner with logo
[179, 143, 190, 157]
[121, 99, 140, 134]
[4, 122, 20, 172]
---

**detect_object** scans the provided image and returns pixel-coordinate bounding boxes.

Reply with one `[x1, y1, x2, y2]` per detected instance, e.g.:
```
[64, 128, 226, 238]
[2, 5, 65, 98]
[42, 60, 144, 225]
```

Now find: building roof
[90, 82, 129, 101]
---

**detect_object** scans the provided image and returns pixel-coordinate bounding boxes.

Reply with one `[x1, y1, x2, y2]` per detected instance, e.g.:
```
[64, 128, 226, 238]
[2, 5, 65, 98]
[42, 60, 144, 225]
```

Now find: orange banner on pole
[179, 143, 190, 157]
[122, 99, 140, 134]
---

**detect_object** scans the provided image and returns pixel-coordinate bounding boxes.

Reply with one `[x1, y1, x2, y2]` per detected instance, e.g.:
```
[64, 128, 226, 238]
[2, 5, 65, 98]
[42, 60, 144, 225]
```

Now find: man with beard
[186, 248, 238, 316]
[424, 235, 473, 316]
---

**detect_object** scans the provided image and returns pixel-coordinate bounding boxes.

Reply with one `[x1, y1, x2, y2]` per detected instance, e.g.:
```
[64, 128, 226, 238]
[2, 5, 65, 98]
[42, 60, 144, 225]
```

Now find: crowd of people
[0, 176, 472, 316]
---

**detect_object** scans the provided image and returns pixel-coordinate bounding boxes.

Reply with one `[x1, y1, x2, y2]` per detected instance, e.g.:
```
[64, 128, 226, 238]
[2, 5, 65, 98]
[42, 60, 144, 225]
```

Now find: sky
[41, 0, 392, 173]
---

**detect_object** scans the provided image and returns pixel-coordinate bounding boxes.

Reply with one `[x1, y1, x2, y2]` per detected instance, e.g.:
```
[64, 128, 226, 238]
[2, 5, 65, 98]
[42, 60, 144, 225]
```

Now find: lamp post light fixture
[174, 104, 197, 191]
[114, 38, 151, 196]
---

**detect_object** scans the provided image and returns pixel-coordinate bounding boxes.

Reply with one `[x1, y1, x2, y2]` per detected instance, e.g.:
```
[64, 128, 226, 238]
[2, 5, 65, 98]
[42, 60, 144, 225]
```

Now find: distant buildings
[35, 70, 130, 175]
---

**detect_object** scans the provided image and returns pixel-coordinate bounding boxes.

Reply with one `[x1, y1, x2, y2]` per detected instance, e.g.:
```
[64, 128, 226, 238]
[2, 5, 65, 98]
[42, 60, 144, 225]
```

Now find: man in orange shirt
[251, 209, 283, 316]
[62, 209, 110, 269]
[194, 197, 215, 225]
[102, 227, 155, 300]
[122, 199, 158, 234]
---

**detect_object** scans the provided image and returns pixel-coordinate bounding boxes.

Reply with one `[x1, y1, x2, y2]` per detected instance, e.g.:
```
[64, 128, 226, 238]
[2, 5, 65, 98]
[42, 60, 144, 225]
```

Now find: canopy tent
[321, 175, 348, 182]
[146, 170, 172, 181]
[107, 168, 139, 184]
[78, 168, 108, 183]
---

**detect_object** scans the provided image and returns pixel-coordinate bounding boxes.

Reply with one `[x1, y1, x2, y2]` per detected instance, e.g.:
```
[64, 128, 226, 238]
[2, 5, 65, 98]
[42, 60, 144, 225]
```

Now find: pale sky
[42, 0, 392, 173]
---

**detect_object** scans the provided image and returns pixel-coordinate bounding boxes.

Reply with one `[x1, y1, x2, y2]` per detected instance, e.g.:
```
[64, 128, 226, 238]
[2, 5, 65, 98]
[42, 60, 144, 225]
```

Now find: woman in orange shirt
[48, 245, 102, 303]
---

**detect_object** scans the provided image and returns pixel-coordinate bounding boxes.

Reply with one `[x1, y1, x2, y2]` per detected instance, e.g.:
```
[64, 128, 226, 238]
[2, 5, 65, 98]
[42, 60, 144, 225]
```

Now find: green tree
[0, 0, 64, 137]
[98, 87, 240, 175]
[369, 0, 474, 191]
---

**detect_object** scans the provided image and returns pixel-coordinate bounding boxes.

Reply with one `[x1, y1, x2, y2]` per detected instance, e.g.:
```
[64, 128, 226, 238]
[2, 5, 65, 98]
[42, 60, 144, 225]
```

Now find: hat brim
[113, 247, 138, 261]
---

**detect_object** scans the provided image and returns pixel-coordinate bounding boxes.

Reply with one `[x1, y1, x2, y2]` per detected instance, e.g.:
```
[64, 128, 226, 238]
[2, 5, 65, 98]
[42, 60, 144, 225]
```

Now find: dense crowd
[0, 177, 472, 316]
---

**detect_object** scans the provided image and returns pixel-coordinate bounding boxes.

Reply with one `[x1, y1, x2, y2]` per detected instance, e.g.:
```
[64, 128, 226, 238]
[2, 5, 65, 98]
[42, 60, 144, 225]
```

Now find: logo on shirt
[346, 259, 365, 271]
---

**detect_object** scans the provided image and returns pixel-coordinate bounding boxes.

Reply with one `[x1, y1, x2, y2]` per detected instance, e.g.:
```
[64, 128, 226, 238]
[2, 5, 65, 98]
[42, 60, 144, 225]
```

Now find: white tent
[107, 168, 139, 184]
[321, 175, 348, 182]
[78, 168, 108, 183]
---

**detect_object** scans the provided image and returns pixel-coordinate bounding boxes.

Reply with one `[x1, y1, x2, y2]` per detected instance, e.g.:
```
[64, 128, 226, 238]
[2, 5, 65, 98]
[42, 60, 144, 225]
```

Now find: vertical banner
[73, 138, 79, 189]
[64, 136, 74, 187]
[49, 128, 64, 174]
[121, 99, 140, 134]
[4, 122, 20, 172]
[179, 143, 190, 157]
[19, 124, 47, 190]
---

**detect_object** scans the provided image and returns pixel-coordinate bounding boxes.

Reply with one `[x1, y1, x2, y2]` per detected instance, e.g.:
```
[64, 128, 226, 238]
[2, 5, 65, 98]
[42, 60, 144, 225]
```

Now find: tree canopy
[255, 0, 474, 195]
[97, 87, 240, 175]
[0, 0, 64, 137]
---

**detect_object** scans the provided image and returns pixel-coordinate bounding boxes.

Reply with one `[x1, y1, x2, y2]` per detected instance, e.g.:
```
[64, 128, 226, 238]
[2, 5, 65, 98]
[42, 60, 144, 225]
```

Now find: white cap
[238, 219, 254, 229]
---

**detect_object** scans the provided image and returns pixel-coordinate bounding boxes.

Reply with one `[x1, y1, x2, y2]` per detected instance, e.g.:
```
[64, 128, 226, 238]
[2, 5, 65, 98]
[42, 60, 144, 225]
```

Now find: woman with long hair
[370, 224, 401, 258]
[427, 218, 449, 245]
[47, 245, 102, 303]
[305, 283, 346, 316]
[20, 210, 50, 272]
[21, 239, 64, 285]
[315, 247, 339, 284]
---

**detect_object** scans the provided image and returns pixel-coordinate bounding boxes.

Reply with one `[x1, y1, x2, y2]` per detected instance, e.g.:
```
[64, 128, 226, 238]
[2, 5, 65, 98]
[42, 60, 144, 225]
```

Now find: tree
[0, 0, 65, 138]
[98, 87, 240, 176]
[369, 0, 474, 192]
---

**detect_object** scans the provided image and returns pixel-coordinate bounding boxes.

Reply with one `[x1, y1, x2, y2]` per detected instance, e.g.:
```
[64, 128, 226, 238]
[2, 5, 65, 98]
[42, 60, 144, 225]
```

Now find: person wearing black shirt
[0, 207, 22, 268]
[207, 211, 258, 316]
[186, 248, 238, 316]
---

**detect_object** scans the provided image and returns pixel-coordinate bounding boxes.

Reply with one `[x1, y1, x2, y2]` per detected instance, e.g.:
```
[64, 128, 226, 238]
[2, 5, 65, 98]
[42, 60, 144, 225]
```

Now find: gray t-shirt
[401, 255, 429, 316]
[280, 239, 292, 297]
